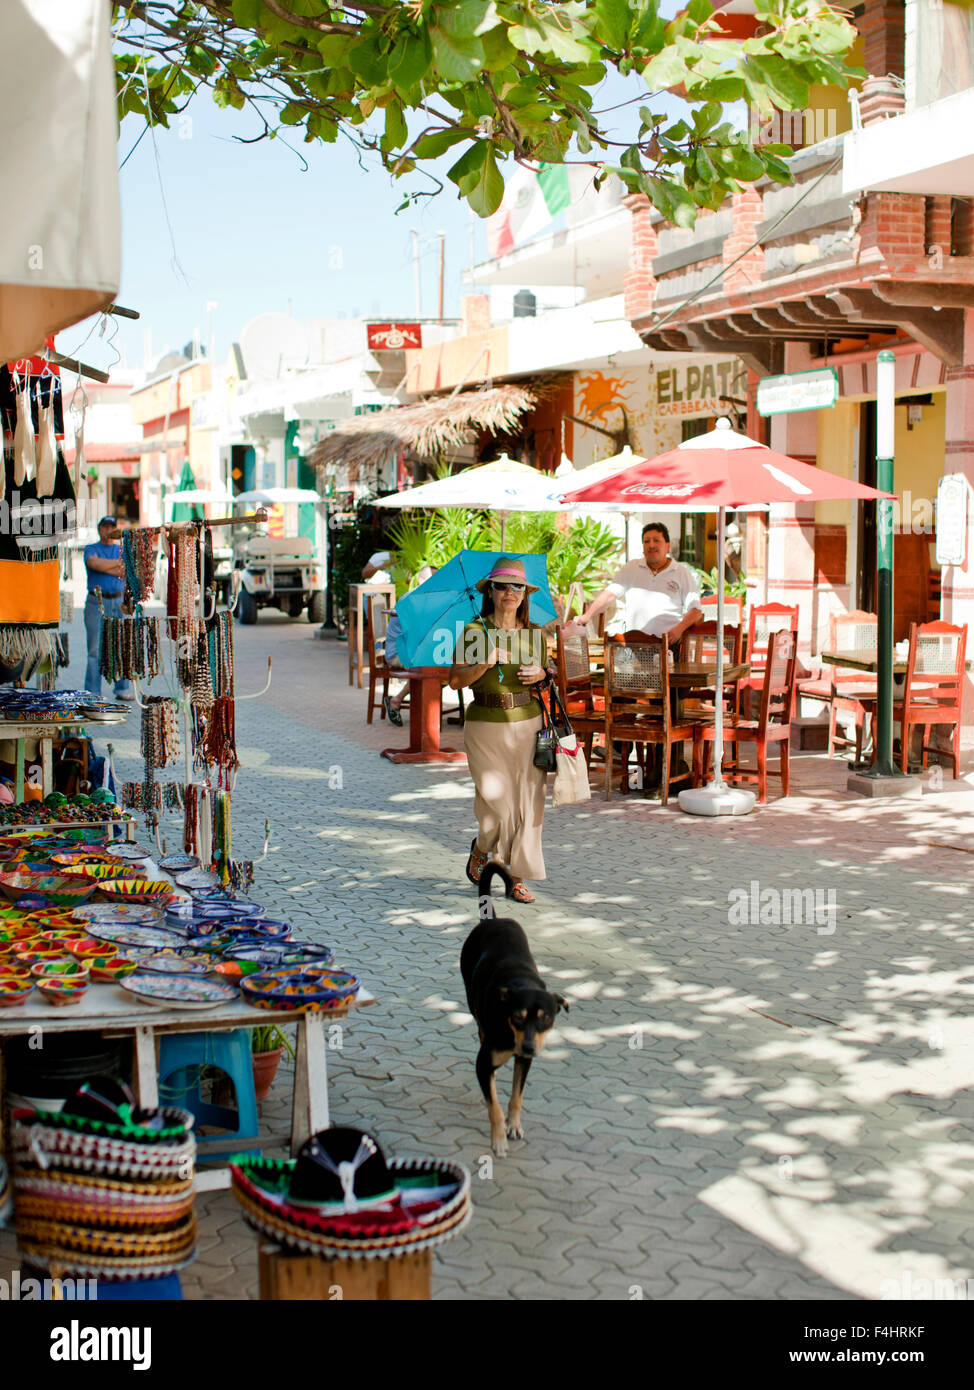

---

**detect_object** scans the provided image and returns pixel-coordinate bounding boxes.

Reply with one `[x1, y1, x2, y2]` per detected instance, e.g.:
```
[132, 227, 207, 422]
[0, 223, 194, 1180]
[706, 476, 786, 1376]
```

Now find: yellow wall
[815, 400, 858, 527]
[891, 393, 944, 528]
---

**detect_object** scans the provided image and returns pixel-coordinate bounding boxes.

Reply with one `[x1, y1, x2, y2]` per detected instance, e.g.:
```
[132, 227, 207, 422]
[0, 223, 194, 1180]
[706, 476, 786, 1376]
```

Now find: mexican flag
[487, 163, 572, 258]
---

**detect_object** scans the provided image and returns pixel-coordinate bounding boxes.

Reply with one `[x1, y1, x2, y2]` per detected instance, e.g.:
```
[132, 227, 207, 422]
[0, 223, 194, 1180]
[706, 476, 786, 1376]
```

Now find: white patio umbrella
[373, 452, 570, 547]
[163, 485, 233, 511]
[233, 487, 322, 506]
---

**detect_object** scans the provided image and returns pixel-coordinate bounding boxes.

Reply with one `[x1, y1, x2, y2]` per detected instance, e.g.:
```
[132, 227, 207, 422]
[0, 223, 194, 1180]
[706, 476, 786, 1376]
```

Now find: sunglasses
[491, 582, 526, 593]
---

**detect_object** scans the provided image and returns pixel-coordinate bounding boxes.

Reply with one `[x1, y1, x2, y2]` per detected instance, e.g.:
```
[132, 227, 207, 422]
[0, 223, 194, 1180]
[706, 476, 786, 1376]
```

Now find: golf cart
[231, 488, 325, 624]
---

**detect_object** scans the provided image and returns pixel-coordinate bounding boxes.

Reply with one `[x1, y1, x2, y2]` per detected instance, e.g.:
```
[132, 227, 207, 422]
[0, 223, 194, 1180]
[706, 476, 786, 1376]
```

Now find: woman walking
[449, 558, 549, 904]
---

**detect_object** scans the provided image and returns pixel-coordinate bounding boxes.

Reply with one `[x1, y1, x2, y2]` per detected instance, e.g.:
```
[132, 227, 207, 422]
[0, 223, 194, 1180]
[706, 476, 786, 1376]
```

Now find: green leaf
[593, 0, 633, 51]
[644, 174, 696, 227]
[447, 141, 487, 192]
[231, 0, 262, 26]
[431, 29, 486, 81]
[348, 40, 388, 87]
[412, 128, 469, 159]
[466, 146, 505, 216]
[686, 0, 714, 22]
[692, 100, 721, 135]
[435, 1, 501, 39]
[382, 102, 408, 152]
[746, 55, 810, 109]
[642, 48, 688, 90]
[388, 32, 433, 92]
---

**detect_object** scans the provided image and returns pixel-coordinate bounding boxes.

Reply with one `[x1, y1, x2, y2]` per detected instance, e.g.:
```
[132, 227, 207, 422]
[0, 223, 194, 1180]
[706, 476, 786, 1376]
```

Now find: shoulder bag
[547, 683, 591, 806]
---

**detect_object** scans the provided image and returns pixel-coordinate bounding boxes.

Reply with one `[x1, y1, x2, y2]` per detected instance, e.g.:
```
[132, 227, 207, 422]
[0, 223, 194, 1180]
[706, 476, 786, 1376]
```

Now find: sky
[63, 34, 689, 378]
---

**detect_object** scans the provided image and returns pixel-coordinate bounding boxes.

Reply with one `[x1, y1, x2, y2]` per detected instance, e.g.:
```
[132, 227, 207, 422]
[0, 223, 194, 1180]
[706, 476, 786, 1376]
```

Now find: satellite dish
[239, 313, 309, 381]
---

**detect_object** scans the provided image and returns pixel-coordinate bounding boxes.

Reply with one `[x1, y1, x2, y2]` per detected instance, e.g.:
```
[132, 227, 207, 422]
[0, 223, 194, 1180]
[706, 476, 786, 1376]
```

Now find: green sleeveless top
[457, 621, 548, 724]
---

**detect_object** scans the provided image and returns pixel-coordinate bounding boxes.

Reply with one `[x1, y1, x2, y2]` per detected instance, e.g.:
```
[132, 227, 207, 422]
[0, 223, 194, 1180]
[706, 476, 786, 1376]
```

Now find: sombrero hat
[474, 557, 538, 595]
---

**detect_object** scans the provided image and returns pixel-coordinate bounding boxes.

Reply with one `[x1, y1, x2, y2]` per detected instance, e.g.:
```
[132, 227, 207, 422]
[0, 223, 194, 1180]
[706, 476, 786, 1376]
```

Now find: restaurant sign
[936, 473, 968, 567]
[367, 323, 422, 351]
[757, 367, 839, 417]
[655, 359, 743, 418]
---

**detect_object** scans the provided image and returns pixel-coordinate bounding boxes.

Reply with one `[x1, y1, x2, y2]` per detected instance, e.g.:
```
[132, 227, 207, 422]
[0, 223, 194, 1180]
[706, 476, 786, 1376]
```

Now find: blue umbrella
[396, 550, 556, 669]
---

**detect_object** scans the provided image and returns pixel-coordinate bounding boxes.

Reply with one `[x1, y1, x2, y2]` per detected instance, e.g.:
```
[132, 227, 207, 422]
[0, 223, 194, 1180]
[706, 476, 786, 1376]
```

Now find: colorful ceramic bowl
[0, 976, 34, 1006]
[0, 923, 40, 945]
[39, 929, 91, 945]
[98, 880, 174, 906]
[50, 850, 115, 868]
[0, 958, 32, 981]
[32, 959, 90, 983]
[36, 975, 90, 1006]
[13, 942, 69, 965]
[85, 955, 138, 983]
[65, 936, 111, 959]
[0, 872, 97, 907]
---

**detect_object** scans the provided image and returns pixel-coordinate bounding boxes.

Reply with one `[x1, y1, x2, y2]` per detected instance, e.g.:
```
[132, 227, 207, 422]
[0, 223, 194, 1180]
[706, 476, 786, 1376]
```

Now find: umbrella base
[678, 784, 756, 817]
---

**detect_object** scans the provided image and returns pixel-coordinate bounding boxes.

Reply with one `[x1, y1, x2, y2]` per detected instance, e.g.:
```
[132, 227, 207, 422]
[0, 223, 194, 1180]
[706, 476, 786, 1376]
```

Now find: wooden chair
[883, 620, 966, 777]
[799, 610, 877, 760]
[555, 626, 602, 765]
[701, 594, 744, 629]
[365, 596, 394, 724]
[693, 627, 797, 803]
[603, 640, 696, 805]
[744, 602, 799, 716]
[681, 620, 744, 715]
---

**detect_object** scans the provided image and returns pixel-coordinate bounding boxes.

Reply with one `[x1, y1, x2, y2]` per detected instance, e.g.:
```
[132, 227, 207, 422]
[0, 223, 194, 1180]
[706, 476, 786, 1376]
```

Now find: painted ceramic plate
[118, 973, 238, 1009]
[104, 844, 151, 862]
[84, 924, 187, 949]
[137, 951, 213, 976]
[72, 904, 160, 923]
[174, 869, 220, 889]
[158, 854, 197, 872]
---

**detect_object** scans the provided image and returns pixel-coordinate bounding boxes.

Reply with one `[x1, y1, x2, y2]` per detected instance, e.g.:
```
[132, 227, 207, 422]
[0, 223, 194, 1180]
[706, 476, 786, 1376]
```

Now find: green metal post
[874, 350, 896, 776]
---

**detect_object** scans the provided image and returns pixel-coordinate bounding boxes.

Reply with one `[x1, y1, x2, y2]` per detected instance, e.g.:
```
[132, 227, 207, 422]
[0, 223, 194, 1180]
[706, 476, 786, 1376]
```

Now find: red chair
[681, 620, 744, 715]
[891, 620, 966, 777]
[744, 603, 799, 716]
[797, 610, 878, 760]
[693, 627, 798, 803]
[701, 594, 744, 629]
[555, 625, 602, 765]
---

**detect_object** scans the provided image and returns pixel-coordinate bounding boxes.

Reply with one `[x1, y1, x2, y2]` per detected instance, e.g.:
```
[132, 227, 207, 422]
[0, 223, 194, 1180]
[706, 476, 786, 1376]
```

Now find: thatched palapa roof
[308, 385, 537, 474]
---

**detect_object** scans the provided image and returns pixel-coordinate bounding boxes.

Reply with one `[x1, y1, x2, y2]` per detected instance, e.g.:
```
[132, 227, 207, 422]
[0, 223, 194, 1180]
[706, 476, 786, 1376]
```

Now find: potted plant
[251, 1024, 295, 1102]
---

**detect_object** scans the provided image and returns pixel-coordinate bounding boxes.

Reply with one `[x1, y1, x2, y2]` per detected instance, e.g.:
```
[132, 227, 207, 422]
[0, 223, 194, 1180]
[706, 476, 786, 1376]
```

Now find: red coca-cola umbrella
[560, 419, 894, 816]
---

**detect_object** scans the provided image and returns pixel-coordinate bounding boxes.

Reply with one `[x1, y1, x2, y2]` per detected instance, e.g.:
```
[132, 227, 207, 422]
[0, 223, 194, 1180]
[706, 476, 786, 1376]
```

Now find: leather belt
[473, 690, 535, 710]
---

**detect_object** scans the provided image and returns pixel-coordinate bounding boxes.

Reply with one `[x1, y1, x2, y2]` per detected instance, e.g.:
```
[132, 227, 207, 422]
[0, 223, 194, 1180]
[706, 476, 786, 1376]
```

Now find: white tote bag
[552, 732, 591, 807]
[545, 684, 591, 806]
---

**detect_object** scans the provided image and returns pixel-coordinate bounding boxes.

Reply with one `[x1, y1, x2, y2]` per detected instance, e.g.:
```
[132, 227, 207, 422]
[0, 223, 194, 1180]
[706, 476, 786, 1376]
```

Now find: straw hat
[475, 557, 538, 595]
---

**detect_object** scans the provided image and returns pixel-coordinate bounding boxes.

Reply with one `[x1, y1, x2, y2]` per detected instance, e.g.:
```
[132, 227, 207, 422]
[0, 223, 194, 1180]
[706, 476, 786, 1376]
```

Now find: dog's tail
[478, 861, 514, 900]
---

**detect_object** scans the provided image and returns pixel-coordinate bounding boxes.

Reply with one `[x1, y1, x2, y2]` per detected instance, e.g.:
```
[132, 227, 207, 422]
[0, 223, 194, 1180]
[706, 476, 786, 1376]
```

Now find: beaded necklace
[183, 783, 198, 856]
[121, 527, 160, 607]
[141, 697, 180, 768]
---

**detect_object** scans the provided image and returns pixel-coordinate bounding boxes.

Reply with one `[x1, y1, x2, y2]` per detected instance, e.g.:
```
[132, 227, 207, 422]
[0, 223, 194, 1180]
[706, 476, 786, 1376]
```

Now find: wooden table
[669, 661, 749, 690]
[0, 717, 126, 800]
[0, 985, 375, 1159]
[347, 583, 396, 689]
[821, 649, 904, 674]
[380, 666, 465, 765]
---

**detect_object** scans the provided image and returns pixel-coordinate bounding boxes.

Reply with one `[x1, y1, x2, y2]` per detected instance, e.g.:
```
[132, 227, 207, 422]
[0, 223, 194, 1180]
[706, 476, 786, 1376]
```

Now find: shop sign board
[655, 359, 744, 418]
[936, 473, 968, 567]
[367, 323, 422, 351]
[757, 367, 839, 417]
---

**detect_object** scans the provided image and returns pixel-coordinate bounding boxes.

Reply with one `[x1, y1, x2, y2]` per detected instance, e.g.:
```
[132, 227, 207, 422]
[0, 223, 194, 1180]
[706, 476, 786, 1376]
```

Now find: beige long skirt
[463, 714, 546, 881]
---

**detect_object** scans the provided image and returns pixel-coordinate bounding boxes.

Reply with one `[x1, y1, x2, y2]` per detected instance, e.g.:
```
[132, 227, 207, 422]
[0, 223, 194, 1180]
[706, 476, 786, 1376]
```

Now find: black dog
[460, 863, 568, 1157]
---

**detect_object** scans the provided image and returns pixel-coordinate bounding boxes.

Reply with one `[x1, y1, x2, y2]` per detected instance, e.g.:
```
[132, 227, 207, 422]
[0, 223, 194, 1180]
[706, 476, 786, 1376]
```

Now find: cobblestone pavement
[4, 607, 974, 1301]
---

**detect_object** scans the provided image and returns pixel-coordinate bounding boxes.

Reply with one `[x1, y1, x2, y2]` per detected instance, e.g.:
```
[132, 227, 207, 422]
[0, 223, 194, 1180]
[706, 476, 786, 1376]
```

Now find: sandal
[383, 695, 403, 727]
[508, 879, 535, 904]
[465, 838, 489, 887]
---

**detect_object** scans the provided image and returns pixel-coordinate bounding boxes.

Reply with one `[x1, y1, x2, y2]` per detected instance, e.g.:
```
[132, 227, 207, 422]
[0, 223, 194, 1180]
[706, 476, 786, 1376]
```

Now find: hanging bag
[533, 685, 559, 772]
[548, 683, 591, 807]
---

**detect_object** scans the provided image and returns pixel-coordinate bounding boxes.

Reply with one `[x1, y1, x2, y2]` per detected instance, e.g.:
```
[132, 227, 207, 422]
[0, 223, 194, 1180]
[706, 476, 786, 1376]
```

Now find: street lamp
[873, 349, 896, 778]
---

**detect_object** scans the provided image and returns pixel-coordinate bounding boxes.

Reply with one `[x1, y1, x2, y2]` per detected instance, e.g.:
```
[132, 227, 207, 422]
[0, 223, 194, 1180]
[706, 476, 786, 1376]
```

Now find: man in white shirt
[573, 522, 703, 641]
[362, 550, 392, 584]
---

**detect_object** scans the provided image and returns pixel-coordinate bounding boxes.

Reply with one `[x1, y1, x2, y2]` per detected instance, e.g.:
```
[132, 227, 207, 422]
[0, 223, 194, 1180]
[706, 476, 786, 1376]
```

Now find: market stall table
[0, 716, 126, 801]
[0, 985, 376, 1162]
[380, 666, 465, 764]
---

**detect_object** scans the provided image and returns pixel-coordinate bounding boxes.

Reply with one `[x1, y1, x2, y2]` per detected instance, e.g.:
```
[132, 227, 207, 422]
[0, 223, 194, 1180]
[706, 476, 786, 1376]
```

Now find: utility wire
[645, 155, 844, 336]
